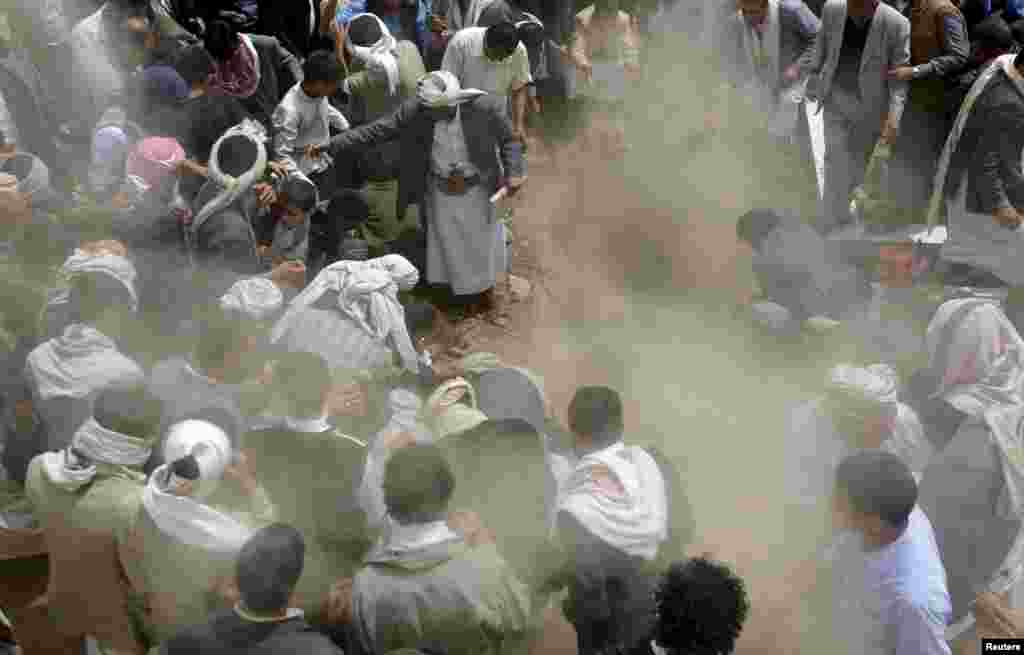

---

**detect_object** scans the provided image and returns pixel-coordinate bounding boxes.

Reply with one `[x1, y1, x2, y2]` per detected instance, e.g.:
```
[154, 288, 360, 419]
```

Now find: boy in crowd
[253, 174, 319, 266]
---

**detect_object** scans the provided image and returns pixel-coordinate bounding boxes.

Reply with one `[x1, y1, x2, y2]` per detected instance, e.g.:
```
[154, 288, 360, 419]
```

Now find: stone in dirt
[508, 275, 532, 302]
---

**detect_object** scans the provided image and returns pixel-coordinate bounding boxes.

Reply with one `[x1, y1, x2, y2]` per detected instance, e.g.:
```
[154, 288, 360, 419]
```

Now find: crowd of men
[0, 1, 756, 655]
[8, 0, 1024, 653]
[729, 0, 1024, 644]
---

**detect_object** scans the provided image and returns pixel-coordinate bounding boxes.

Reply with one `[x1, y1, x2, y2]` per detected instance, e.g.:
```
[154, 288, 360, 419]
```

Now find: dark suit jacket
[326, 95, 525, 219]
[946, 69, 1024, 214]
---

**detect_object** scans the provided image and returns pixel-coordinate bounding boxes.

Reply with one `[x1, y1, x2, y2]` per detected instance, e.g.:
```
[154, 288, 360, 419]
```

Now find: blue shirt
[833, 507, 952, 655]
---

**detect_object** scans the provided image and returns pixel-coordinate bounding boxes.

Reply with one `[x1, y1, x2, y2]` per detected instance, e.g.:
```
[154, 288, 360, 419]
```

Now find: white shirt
[786, 398, 931, 510]
[832, 508, 952, 655]
[441, 27, 532, 97]
[272, 84, 350, 177]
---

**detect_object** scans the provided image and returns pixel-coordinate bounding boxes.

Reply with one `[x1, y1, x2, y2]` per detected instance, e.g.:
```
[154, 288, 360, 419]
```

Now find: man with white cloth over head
[270, 254, 424, 373]
[23, 271, 145, 461]
[340, 13, 427, 256]
[219, 276, 286, 323]
[543, 385, 669, 655]
[915, 299, 1024, 655]
[25, 385, 164, 655]
[41, 244, 139, 341]
[315, 71, 525, 319]
[121, 419, 277, 647]
[788, 363, 931, 513]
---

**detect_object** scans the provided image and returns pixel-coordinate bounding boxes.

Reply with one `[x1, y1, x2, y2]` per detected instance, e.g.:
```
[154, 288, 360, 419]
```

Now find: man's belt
[434, 171, 481, 195]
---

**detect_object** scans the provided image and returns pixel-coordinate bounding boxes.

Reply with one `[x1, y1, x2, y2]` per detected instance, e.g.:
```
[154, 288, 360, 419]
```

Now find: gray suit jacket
[722, 0, 821, 94]
[801, 0, 910, 126]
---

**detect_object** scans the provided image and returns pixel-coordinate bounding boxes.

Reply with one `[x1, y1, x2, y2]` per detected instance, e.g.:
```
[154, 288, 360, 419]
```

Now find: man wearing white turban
[122, 418, 277, 647]
[914, 299, 1024, 653]
[787, 362, 931, 513]
[341, 13, 427, 256]
[42, 245, 139, 341]
[219, 277, 286, 322]
[270, 255, 426, 372]
[314, 72, 526, 319]
[23, 271, 145, 463]
[25, 385, 163, 655]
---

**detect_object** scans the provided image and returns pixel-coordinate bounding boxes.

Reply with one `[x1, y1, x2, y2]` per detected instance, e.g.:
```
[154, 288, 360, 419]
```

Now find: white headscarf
[416, 71, 486, 108]
[927, 298, 1024, 519]
[192, 119, 269, 234]
[26, 324, 144, 400]
[219, 277, 284, 321]
[825, 363, 931, 475]
[39, 449, 97, 492]
[556, 442, 669, 561]
[347, 13, 400, 96]
[827, 363, 900, 407]
[270, 255, 421, 371]
[49, 250, 139, 313]
[39, 417, 153, 490]
[927, 298, 1024, 411]
[161, 420, 233, 500]
[141, 419, 251, 554]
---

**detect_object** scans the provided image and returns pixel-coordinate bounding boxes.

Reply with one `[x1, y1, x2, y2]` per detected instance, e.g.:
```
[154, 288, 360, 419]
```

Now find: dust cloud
[504, 36, 855, 655]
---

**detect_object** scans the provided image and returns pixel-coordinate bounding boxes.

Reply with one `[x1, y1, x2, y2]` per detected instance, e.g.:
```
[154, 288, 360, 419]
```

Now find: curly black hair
[653, 557, 750, 655]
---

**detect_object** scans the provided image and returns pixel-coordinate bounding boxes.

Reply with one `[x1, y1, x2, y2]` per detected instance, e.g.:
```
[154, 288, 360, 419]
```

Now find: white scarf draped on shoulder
[270, 255, 421, 371]
[26, 324, 143, 401]
[48, 250, 139, 313]
[556, 442, 669, 561]
[141, 464, 254, 555]
[416, 70, 486, 108]
[40, 417, 152, 491]
[192, 119, 269, 235]
[347, 13, 401, 96]
[927, 299, 1024, 519]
